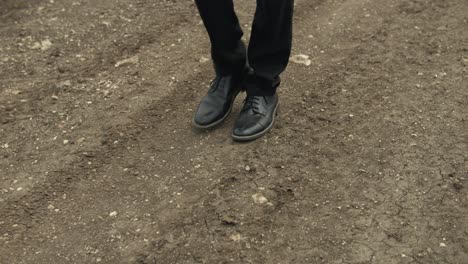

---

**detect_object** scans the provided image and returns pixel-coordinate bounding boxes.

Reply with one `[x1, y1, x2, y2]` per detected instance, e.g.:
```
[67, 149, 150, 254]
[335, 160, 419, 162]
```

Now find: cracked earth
[0, 0, 467, 263]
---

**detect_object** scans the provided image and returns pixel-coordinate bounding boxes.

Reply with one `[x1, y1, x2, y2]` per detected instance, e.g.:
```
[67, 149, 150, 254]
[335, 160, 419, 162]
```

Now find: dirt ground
[0, 0, 467, 263]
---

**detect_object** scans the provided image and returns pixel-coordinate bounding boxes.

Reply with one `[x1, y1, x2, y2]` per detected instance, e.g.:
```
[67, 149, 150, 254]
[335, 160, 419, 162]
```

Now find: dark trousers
[195, 0, 294, 96]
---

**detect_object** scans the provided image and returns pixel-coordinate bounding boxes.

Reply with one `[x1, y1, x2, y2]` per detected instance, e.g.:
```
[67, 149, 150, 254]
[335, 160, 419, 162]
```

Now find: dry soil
[0, 0, 467, 263]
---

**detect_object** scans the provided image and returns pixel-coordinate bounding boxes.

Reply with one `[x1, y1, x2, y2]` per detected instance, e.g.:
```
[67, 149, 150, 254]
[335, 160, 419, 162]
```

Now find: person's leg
[232, 0, 294, 140]
[194, 0, 247, 75]
[245, 0, 294, 95]
[193, 0, 248, 129]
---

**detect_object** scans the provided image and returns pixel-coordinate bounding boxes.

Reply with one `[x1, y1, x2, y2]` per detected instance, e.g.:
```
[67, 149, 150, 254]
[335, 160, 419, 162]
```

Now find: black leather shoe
[193, 70, 246, 129]
[232, 94, 279, 141]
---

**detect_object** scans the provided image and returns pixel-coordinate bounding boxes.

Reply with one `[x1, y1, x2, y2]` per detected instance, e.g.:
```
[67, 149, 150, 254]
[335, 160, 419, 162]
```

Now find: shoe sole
[231, 102, 279, 142]
[192, 89, 241, 130]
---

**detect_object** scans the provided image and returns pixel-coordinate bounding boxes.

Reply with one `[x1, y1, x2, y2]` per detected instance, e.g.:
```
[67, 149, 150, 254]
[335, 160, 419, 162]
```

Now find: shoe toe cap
[194, 111, 218, 126]
[194, 99, 225, 126]
[233, 121, 263, 137]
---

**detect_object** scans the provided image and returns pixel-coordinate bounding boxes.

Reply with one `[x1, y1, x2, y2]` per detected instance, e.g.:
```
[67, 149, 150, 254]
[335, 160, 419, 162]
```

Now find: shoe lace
[208, 76, 228, 93]
[243, 96, 265, 115]
[208, 77, 220, 92]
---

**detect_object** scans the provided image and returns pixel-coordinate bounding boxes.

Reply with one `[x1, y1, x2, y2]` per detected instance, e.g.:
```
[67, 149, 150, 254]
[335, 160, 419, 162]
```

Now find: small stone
[230, 233, 242, 242]
[199, 56, 209, 63]
[77, 137, 85, 143]
[115, 55, 139, 67]
[59, 80, 71, 87]
[48, 204, 55, 210]
[245, 165, 251, 171]
[63, 140, 69, 145]
[252, 193, 268, 204]
[109, 211, 118, 217]
[11, 90, 22, 95]
[290, 54, 312, 66]
[439, 242, 447, 247]
[51, 95, 59, 100]
[16, 187, 23, 191]
[40, 39, 52, 51]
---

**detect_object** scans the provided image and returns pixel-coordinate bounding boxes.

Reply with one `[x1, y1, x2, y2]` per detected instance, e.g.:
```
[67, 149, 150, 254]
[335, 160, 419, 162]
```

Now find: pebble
[109, 211, 118, 217]
[115, 55, 139, 67]
[40, 39, 52, 51]
[245, 165, 251, 171]
[63, 140, 69, 145]
[58, 80, 71, 88]
[290, 54, 312, 66]
[230, 233, 242, 242]
[252, 193, 268, 204]
[48, 204, 55, 210]
[199, 56, 209, 63]
[439, 242, 447, 247]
